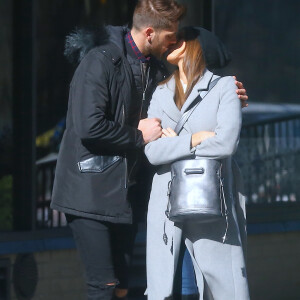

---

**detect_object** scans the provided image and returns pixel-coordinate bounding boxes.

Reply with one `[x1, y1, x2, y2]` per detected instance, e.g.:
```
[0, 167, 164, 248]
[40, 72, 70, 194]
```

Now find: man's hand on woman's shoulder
[233, 76, 248, 108]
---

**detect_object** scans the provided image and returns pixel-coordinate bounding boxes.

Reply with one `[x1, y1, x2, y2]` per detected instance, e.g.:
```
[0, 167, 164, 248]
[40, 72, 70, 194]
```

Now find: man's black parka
[51, 26, 167, 223]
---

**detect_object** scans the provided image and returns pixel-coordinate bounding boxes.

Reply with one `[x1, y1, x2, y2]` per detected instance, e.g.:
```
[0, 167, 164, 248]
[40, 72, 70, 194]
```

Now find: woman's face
[166, 40, 186, 65]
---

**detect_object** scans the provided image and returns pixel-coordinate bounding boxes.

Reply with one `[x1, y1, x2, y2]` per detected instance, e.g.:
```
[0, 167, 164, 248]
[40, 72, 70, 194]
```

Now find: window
[0, 0, 13, 231]
[213, 0, 300, 222]
[214, 0, 300, 103]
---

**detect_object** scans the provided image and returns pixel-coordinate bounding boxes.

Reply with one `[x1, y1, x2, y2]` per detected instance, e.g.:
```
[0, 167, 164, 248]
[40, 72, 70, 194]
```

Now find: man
[51, 1, 248, 299]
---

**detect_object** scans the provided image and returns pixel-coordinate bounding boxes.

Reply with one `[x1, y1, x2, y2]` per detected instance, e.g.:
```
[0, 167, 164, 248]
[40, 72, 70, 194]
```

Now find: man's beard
[148, 41, 164, 60]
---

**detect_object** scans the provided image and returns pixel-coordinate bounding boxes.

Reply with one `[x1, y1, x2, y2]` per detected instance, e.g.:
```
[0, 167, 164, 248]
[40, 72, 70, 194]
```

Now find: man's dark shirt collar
[125, 31, 151, 63]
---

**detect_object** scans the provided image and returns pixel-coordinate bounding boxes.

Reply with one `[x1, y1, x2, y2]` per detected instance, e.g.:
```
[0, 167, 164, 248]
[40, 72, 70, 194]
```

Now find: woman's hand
[191, 131, 215, 148]
[161, 128, 215, 148]
[161, 127, 177, 138]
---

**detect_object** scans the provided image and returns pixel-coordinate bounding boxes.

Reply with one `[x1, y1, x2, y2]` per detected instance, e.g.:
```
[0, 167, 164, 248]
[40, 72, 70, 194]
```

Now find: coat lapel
[158, 77, 182, 122]
[157, 69, 214, 123]
[181, 69, 214, 114]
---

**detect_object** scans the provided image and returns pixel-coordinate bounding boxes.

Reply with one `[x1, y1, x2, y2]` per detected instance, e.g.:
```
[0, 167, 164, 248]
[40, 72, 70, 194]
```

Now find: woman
[145, 27, 250, 300]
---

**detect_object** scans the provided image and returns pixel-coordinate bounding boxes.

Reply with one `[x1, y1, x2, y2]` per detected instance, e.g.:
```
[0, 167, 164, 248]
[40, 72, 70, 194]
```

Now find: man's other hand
[138, 118, 162, 144]
[233, 76, 248, 108]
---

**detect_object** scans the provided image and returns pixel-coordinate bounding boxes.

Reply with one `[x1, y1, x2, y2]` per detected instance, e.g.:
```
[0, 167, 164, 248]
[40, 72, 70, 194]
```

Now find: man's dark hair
[132, 0, 186, 30]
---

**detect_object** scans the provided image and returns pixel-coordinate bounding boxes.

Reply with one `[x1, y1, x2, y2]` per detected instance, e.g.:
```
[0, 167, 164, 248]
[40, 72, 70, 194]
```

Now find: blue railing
[36, 155, 66, 229]
[236, 114, 300, 205]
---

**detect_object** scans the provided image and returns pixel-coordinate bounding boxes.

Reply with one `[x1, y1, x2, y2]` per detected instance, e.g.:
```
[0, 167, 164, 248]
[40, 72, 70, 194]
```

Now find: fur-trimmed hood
[64, 25, 128, 64]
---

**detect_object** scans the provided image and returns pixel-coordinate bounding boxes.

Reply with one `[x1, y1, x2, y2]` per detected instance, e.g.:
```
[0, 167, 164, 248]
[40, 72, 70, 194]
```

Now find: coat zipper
[121, 103, 125, 126]
[124, 62, 151, 187]
[139, 61, 151, 120]
[122, 104, 128, 189]
[124, 63, 150, 189]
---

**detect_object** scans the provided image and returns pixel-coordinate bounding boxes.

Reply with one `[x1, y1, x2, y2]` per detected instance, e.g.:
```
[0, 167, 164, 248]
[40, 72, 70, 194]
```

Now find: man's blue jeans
[182, 248, 198, 295]
[174, 242, 198, 298]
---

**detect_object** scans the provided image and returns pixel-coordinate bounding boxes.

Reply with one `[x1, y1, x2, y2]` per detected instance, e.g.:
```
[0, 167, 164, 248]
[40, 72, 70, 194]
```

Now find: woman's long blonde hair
[163, 27, 206, 110]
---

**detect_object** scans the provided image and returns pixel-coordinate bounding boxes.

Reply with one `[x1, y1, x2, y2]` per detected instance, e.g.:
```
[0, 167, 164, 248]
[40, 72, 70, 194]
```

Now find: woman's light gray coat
[145, 69, 250, 300]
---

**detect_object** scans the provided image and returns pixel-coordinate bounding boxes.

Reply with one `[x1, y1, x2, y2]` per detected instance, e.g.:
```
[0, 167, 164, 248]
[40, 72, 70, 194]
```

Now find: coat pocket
[78, 155, 121, 173]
